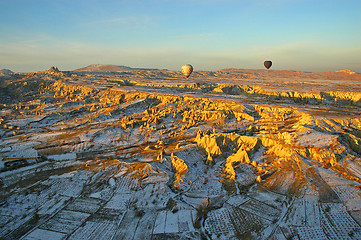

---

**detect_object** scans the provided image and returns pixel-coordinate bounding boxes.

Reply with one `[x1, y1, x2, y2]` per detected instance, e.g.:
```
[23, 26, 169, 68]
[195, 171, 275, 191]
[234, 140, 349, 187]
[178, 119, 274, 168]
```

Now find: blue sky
[0, 0, 360, 72]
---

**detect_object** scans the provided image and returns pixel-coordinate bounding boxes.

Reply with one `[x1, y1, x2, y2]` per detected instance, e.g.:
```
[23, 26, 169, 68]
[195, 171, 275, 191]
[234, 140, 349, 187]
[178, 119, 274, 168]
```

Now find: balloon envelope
[264, 61, 272, 70]
[181, 64, 193, 78]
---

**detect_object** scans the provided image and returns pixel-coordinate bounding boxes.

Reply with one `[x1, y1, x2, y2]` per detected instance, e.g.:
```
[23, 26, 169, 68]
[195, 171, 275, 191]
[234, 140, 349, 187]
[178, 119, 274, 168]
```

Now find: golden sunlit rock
[170, 153, 188, 188]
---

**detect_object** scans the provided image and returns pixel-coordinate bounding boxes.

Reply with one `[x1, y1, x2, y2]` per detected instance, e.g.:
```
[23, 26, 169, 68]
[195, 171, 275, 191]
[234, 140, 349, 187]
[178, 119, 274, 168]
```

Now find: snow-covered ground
[0, 67, 361, 239]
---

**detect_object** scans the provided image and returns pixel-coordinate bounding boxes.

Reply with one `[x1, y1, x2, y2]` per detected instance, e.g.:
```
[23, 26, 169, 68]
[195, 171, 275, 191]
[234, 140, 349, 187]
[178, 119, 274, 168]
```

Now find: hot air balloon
[264, 61, 272, 70]
[181, 64, 193, 78]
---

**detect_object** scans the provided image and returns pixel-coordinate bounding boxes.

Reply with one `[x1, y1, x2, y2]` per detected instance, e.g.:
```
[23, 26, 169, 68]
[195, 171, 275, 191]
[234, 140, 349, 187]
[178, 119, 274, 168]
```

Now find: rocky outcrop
[170, 153, 188, 188]
[49, 66, 60, 72]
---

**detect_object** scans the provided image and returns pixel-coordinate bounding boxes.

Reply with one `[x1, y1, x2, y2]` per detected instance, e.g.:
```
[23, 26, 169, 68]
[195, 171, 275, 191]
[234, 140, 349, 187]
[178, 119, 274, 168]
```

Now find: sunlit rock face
[1, 66, 361, 239]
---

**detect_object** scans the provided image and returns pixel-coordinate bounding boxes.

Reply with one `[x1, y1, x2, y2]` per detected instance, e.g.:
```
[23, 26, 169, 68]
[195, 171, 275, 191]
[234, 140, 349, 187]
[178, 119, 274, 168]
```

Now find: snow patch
[47, 152, 77, 161]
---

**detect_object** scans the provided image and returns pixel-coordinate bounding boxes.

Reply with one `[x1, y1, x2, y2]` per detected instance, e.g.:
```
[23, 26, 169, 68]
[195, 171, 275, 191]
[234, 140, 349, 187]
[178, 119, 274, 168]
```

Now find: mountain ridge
[0, 69, 13, 75]
[73, 64, 166, 72]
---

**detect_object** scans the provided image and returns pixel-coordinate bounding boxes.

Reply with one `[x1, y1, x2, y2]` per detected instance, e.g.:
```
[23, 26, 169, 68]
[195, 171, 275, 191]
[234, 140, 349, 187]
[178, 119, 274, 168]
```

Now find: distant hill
[219, 68, 361, 80]
[73, 64, 134, 72]
[335, 69, 357, 75]
[0, 69, 13, 75]
[73, 64, 168, 72]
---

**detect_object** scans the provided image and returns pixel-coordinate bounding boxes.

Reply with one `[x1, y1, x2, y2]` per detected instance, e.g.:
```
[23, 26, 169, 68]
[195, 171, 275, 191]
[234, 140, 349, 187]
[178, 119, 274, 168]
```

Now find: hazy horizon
[1, 0, 360, 73]
[2, 63, 361, 74]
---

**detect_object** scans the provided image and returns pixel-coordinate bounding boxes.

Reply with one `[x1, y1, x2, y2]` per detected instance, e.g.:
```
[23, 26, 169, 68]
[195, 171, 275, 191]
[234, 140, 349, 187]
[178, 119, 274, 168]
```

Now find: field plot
[305, 167, 341, 203]
[317, 166, 361, 212]
[104, 193, 133, 210]
[132, 182, 170, 209]
[153, 209, 196, 236]
[350, 211, 361, 226]
[46, 176, 85, 198]
[68, 220, 118, 240]
[238, 198, 281, 221]
[132, 211, 158, 240]
[65, 197, 104, 214]
[111, 210, 141, 239]
[0, 212, 40, 240]
[204, 204, 266, 238]
[185, 177, 225, 198]
[318, 167, 357, 186]
[295, 226, 328, 240]
[320, 203, 361, 239]
[204, 206, 237, 238]
[39, 217, 84, 234]
[113, 175, 140, 191]
[36, 195, 71, 216]
[226, 195, 249, 207]
[88, 185, 114, 201]
[332, 185, 361, 211]
[22, 228, 67, 240]
[68, 207, 124, 239]
[273, 186, 319, 228]
[304, 196, 322, 227]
